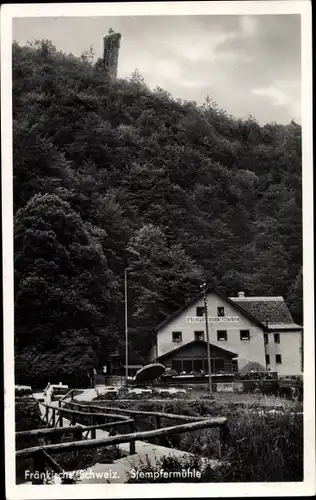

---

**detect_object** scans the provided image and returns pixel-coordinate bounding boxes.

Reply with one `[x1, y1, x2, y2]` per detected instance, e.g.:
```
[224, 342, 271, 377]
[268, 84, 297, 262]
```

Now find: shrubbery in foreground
[127, 409, 303, 482]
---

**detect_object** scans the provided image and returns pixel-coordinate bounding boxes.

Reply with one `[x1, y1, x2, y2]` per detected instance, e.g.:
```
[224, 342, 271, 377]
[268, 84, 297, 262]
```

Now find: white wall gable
[154, 290, 266, 370]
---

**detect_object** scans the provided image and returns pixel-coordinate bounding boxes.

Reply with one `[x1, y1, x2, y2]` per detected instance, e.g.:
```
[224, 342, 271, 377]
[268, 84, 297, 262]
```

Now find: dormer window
[217, 307, 225, 317]
[196, 307, 204, 317]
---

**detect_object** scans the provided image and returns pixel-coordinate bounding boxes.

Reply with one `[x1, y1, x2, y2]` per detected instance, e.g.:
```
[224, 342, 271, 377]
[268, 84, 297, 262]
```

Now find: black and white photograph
[2, 1, 315, 498]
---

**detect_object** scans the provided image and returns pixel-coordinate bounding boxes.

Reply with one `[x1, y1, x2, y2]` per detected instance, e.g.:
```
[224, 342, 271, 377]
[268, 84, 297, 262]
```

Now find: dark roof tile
[231, 298, 294, 324]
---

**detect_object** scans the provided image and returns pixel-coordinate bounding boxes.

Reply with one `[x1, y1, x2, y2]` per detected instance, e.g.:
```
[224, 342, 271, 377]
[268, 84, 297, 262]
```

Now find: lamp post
[200, 282, 212, 396]
[123, 250, 141, 388]
[124, 268, 129, 387]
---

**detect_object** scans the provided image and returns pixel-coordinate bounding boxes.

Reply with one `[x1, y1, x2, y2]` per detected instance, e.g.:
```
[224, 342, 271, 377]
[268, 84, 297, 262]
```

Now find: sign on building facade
[185, 316, 240, 323]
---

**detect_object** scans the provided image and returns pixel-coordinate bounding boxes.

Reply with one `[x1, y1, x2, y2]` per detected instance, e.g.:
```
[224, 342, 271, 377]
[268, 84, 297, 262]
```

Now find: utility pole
[200, 282, 212, 396]
[125, 268, 128, 387]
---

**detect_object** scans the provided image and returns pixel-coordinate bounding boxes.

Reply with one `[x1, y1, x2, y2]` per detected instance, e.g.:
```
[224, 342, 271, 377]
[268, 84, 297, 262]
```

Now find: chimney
[103, 31, 122, 79]
[238, 291, 245, 298]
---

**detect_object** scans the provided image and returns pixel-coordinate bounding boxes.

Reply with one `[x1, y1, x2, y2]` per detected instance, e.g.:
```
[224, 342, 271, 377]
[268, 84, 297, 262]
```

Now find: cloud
[251, 80, 300, 121]
[252, 85, 289, 107]
[12, 14, 301, 125]
[239, 15, 259, 37]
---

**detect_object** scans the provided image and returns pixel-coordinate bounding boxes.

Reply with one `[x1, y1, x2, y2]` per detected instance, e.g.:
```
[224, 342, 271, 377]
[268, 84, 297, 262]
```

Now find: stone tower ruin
[103, 31, 122, 79]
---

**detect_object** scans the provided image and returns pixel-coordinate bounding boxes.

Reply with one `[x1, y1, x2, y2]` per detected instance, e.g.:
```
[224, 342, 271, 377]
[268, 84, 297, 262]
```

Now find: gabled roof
[157, 339, 238, 361]
[230, 296, 294, 324]
[154, 286, 269, 333]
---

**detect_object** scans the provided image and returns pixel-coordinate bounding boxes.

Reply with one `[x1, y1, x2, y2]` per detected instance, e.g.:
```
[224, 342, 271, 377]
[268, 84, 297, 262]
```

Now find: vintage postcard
[2, 1, 315, 498]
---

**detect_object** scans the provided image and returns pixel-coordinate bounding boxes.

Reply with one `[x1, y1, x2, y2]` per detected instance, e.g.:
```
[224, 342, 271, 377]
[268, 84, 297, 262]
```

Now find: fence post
[52, 408, 56, 427]
[45, 405, 49, 425]
[218, 428, 222, 458]
[218, 422, 229, 458]
[71, 389, 74, 401]
[59, 409, 63, 428]
[32, 451, 45, 484]
[155, 415, 161, 445]
[90, 416, 96, 439]
[129, 420, 136, 455]
[75, 428, 82, 441]
[71, 412, 76, 426]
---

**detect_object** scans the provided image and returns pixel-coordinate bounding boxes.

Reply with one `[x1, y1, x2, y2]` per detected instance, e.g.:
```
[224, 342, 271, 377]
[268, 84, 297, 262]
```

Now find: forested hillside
[13, 40, 302, 386]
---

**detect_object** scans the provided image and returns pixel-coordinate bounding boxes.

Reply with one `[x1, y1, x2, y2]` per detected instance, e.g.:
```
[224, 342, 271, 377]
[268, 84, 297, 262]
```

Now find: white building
[231, 293, 303, 375]
[150, 288, 303, 376]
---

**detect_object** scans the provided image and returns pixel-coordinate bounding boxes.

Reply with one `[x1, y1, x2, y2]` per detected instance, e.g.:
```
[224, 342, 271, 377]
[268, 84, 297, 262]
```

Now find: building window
[183, 359, 193, 373]
[240, 330, 250, 341]
[266, 354, 270, 365]
[194, 331, 204, 341]
[214, 359, 225, 373]
[193, 359, 204, 373]
[264, 334, 268, 344]
[196, 306, 204, 317]
[172, 331, 182, 343]
[172, 360, 182, 373]
[217, 330, 227, 341]
[274, 333, 280, 344]
[276, 354, 282, 364]
[217, 306, 225, 317]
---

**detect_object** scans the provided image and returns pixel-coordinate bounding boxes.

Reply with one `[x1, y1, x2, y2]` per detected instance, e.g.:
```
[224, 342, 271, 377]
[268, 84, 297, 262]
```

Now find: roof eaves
[157, 339, 238, 360]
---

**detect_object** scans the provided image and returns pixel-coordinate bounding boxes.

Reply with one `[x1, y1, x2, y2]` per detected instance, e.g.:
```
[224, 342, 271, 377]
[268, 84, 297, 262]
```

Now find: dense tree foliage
[13, 40, 303, 384]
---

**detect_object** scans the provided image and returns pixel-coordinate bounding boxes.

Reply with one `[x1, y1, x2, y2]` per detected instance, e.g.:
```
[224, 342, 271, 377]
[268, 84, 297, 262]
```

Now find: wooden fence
[16, 390, 229, 484]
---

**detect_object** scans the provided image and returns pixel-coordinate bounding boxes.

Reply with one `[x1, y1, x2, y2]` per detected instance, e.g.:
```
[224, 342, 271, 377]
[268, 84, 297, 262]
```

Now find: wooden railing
[37, 399, 132, 437]
[17, 396, 229, 484]
[17, 417, 228, 458]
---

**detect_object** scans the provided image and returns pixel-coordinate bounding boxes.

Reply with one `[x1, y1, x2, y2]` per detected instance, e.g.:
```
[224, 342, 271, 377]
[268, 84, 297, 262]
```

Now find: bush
[127, 409, 303, 482]
[15, 399, 43, 483]
[177, 408, 303, 481]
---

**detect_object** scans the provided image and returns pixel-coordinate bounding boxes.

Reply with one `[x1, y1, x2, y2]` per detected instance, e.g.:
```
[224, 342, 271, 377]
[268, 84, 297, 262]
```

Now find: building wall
[265, 330, 303, 375]
[151, 291, 266, 370]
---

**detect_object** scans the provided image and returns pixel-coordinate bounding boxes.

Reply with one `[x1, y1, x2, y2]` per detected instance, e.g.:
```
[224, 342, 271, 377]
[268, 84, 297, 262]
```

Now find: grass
[124, 408, 303, 482]
[80, 396, 303, 482]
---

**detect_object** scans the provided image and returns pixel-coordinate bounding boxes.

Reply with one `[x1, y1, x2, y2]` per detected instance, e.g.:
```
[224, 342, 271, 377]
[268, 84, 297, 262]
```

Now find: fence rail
[66, 400, 210, 422]
[17, 394, 229, 484]
[17, 416, 228, 458]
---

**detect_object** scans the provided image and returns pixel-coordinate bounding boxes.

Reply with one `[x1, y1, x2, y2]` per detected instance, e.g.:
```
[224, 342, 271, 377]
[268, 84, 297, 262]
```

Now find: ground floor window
[183, 359, 193, 373]
[170, 358, 233, 374]
[193, 359, 203, 372]
[172, 360, 182, 372]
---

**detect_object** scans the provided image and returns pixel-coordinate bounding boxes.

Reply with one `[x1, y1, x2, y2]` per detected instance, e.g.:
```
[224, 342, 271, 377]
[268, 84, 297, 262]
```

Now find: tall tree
[14, 193, 120, 386]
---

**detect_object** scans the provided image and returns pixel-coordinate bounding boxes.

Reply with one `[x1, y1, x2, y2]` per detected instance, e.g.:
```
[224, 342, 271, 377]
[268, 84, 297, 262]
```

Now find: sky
[13, 15, 301, 125]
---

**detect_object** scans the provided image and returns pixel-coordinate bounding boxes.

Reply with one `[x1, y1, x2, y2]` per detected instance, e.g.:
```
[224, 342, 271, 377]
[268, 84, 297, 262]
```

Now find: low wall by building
[104, 375, 125, 386]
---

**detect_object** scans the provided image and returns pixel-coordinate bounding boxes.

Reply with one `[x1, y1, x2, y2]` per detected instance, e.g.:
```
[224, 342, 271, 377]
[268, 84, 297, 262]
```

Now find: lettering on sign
[185, 316, 239, 323]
